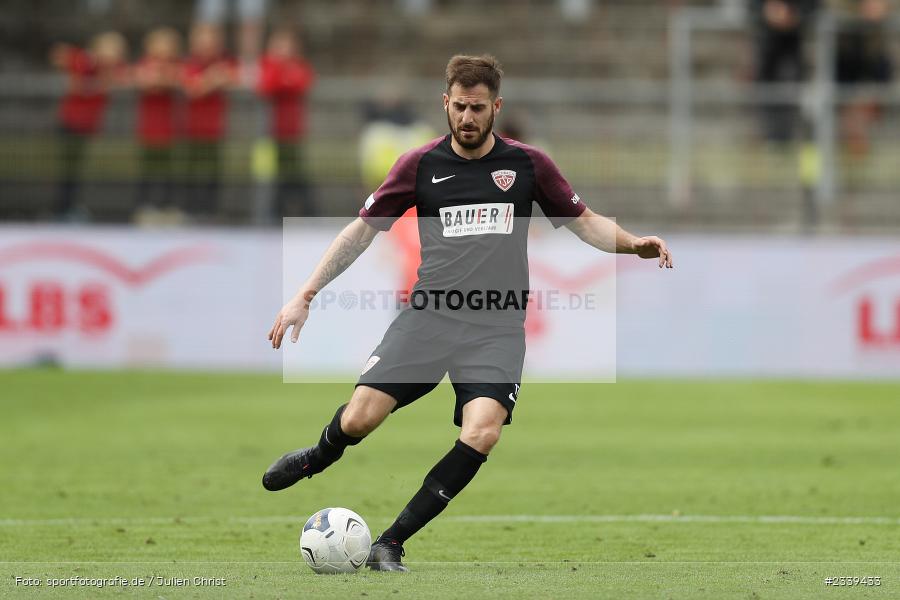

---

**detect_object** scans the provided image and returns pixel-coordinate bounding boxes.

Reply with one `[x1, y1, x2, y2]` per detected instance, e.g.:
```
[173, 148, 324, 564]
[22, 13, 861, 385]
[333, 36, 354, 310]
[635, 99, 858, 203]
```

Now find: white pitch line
[451, 515, 900, 525]
[1, 514, 899, 527]
[2, 561, 900, 565]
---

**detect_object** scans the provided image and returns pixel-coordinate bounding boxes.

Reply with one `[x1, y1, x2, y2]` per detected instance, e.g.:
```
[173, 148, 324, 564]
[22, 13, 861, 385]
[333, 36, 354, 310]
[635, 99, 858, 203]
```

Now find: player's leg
[263, 310, 447, 492]
[368, 394, 510, 572]
[368, 322, 524, 572]
[458, 396, 508, 453]
[261, 385, 396, 491]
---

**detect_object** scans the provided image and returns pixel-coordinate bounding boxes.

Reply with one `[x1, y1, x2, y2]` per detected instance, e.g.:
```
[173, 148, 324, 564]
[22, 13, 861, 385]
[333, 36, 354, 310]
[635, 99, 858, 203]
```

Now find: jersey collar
[444, 133, 504, 162]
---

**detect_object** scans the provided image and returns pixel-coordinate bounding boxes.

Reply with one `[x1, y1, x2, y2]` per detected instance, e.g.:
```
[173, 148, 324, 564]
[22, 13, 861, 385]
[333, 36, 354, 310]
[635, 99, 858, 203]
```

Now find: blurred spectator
[182, 23, 236, 219]
[258, 28, 317, 217]
[50, 31, 127, 220]
[195, 0, 267, 84]
[359, 91, 435, 192]
[498, 114, 528, 143]
[134, 27, 183, 221]
[750, 0, 820, 143]
[497, 113, 550, 153]
[835, 0, 894, 157]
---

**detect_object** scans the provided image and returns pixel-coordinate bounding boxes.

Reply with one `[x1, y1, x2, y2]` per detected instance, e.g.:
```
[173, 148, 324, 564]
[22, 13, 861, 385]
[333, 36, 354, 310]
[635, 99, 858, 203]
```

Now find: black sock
[316, 404, 363, 463]
[380, 440, 487, 545]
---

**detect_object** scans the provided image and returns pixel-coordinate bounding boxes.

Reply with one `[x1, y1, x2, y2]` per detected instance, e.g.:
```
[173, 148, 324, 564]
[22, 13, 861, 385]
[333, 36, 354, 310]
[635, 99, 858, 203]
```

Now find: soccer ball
[299, 507, 372, 574]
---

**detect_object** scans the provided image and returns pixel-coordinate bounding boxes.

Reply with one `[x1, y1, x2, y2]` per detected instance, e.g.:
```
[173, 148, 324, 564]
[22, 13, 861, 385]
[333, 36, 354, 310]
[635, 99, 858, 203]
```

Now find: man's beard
[448, 109, 494, 150]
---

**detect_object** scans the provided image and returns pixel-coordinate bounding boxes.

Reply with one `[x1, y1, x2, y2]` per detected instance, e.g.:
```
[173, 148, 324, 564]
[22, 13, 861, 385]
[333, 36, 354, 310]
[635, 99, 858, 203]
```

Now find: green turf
[1, 371, 899, 599]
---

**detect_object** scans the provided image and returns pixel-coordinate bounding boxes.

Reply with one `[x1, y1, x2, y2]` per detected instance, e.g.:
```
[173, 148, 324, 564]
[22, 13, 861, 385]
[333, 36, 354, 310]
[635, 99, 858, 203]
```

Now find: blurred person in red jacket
[50, 31, 128, 220]
[134, 27, 183, 219]
[182, 23, 236, 219]
[258, 28, 317, 217]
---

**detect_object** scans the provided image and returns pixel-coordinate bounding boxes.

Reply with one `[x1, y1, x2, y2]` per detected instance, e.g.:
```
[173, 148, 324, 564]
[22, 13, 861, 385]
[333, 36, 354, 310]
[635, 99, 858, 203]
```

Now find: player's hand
[268, 292, 313, 349]
[633, 236, 674, 269]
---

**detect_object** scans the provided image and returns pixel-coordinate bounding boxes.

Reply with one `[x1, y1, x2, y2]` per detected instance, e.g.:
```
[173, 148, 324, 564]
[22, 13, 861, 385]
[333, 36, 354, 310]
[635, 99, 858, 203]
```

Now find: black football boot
[366, 537, 409, 572]
[261, 446, 335, 491]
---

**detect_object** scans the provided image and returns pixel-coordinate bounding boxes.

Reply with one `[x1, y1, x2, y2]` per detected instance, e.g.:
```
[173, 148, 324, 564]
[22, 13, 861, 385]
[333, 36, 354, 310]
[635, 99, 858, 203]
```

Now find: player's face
[444, 84, 502, 150]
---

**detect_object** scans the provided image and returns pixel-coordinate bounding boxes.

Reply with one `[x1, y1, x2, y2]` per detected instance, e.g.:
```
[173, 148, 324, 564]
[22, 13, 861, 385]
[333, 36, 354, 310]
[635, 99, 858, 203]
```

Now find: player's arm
[524, 144, 672, 268]
[268, 141, 421, 347]
[565, 207, 674, 268]
[268, 217, 380, 349]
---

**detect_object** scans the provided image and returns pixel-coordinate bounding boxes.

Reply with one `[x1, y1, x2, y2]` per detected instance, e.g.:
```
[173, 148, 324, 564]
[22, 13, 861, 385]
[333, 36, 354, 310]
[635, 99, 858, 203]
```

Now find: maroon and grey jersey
[359, 133, 586, 326]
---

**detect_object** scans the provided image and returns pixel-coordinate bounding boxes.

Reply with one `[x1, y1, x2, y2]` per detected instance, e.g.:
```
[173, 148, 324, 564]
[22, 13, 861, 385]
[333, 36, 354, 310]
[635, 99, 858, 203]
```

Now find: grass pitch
[1, 371, 899, 599]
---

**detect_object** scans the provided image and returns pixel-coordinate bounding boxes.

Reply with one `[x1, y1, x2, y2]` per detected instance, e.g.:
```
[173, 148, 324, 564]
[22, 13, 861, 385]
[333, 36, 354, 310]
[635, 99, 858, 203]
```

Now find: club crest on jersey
[491, 169, 516, 192]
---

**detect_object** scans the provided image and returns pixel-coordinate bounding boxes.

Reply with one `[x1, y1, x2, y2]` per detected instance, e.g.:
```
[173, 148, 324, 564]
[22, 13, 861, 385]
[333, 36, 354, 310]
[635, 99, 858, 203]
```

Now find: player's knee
[460, 424, 501, 454]
[340, 405, 378, 437]
[341, 389, 393, 437]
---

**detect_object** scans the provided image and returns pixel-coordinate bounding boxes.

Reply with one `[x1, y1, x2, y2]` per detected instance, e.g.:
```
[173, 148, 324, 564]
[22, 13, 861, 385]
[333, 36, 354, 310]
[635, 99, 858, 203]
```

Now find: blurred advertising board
[0, 226, 282, 371]
[0, 225, 898, 379]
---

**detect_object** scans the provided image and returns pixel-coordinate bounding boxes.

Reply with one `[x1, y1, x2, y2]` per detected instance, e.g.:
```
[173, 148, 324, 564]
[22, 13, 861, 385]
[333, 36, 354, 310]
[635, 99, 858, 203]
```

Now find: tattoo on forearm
[314, 233, 369, 289]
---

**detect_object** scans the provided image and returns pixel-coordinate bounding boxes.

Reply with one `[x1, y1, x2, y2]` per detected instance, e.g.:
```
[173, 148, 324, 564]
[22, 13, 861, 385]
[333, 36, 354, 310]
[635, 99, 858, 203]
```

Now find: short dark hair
[445, 54, 503, 98]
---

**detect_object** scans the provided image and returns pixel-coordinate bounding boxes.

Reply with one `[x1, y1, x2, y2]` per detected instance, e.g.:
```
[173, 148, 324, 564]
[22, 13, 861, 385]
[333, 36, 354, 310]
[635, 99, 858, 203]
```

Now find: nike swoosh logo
[438, 490, 452, 501]
[508, 393, 517, 404]
[432, 175, 456, 183]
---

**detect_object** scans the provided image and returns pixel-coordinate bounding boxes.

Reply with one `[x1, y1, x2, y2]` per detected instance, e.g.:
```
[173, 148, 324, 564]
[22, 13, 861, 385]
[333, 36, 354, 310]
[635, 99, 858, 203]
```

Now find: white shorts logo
[508, 383, 520, 404]
[439, 203, 514, 237]
[361, 355, 380, 375]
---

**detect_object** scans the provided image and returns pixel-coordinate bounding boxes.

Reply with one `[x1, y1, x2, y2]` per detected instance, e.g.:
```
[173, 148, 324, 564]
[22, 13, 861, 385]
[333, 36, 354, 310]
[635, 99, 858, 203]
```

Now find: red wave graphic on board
[529, 256, 632, 291]
[828, 255, 900, 296]
[525, 256, 630, 340]
[0, 241, 219, 287]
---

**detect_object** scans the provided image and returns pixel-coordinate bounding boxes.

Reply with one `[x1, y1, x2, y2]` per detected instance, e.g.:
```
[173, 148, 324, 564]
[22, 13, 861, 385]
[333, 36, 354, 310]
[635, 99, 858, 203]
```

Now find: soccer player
[263, 55, 673, 572]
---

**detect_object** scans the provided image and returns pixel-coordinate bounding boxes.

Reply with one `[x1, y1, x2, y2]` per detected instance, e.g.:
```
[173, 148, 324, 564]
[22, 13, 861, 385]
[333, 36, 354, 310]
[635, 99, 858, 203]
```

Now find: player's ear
[442, 93, 449, 111]
[494, 96, 503, 114]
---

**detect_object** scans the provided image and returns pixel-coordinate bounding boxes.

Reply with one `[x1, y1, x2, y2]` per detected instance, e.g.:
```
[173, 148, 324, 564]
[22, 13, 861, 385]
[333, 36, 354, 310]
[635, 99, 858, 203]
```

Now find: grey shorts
[356, 308, 525, 426]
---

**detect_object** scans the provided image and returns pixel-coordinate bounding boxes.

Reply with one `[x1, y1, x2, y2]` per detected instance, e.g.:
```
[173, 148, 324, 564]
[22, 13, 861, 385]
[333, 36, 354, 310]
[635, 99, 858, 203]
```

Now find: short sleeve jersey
[359, 133, 586, 326]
